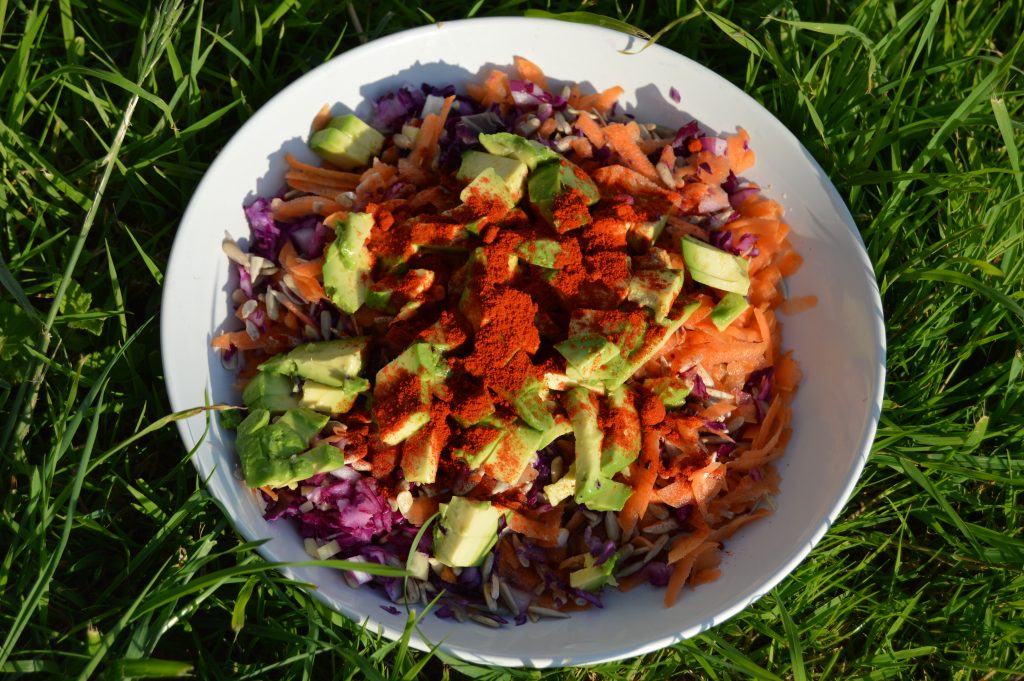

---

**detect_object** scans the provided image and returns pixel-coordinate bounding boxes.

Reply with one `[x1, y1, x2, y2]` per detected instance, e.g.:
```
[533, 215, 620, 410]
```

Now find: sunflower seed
[555, 136, 573, 153]
[303, 324, 320, 340]
[517, 117, 541, 137]
[277, 280, 304, 305]
[604, 512, 620, 542]
[337, 192, 356, 209]
[482, 583, 498, 612]
[560, 85, 571, 99]
[618, 544, 635, 562]
[320, 310, 332, 340]
[239, 299, 259, 320]
[554, 111, 571, 135]
[648, 504, 670, 520]
[469, 613, 501, 628]
[550, 456, 564, 482]
[583, 510, 601, 527]
[656, 162, 676, 189]
[393, 133, 413, 149]
[615, 561, 645, 578]
[490, 573, 500, 601]
[528, 611, 540, 623]
[264, 290, 280, 320]
[405, 579, 421, 604]
[637, 123, 652, 140]
[482, 553, 494, 581]
[528, 605, 571, 619]
[642, 519, 679, 535]
[498, 581, 520, 616]
[452, 604, 467, 622]
[642, 535, 670, 565]
[556, 528, 569, 547]
[245, 320, 260, 341]
[221, 237, 249, 266]
[534, 580, 547, 595]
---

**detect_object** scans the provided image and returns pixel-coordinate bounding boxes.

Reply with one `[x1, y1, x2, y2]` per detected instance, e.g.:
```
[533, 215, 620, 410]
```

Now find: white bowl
[161, 16, 885, 667]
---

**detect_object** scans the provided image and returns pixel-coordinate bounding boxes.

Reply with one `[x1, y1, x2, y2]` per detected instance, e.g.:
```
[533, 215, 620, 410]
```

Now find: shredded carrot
[752, 305, 773, 363]
[277, 294, 319, 330]
[507, 508, 561, 544]
[570, 85, 624, 115]
[273, 195, 345, 221]
[754, 395, 784, 450]
[667, 524, 711, 564]
[409, 95, 455, 167]
[285, 174, 356, 199]
[604, 123, 659, 182]
[403, 495, 440, 527]
[285, 153, 363, 185]
[260, 485, 279, 501]
[513, 55, 550, 91]
[311, 104, 333, 133]
[619, 427, 660, 535]
[780, 294, 818, 315]
[665, 541, 717, 607]
[655, 479, 694, 507]
[709, 508, 772, 542]
[574, 113, 607, 147]
[701, 401, 734, 422]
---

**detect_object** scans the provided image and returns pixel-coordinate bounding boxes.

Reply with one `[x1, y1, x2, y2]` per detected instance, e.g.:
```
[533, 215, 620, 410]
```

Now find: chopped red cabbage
[244, 198, 282, 260]
[669, 86, 682, 103]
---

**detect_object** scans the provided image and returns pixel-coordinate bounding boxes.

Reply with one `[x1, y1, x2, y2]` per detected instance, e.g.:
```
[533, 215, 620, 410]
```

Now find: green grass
[1, 0, 1022, 678]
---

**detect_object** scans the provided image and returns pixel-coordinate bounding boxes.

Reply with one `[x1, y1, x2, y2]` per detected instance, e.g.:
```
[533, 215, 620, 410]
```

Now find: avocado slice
[365, 269, 435, 312]
[544, 462, 576, 506]
[372, 343, 443, 446]
[400, 414, 447, 484]
[627, 270, 684, 321]
[480, 418, 545, 485]
[582, 477, 633, 512]
[565, 387, 604, 503]
[680, 235, 750, 295]
[709, 292, 751, 331]
[259, 337, 368, 387]
[478, 132, 560, 170]
[537, 414, 573, 450]
[433, 497, 504, 568]
[457, 150, 529, 201]
[555, 333, 621, 379]
[626, 215, 668, 251]
[324, 212, 375, 313]
[602, 299, 702, 390]
[452, 422, 505, 468]
[235, 408, 343, 488]
[309, 114, 384, 170]
[459, 167, 517, 211]
[527, 159, 600, 233]
[600, 386, 640, 477]
[514, 238, 562, 268]
[569, 554, 619, 591]
[493, 364, 555, 432]
[299, 377, 369, 415]
[643, 376, 691, 407]
[242, 372, 300, 412]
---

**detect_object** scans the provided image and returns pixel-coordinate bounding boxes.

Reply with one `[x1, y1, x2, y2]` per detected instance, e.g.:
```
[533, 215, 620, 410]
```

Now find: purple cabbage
[370, 85, 425, 132]
[434, 605, 456, 620]
[670, 120, 701, 150]
[243, 198, 282, 260]
[380, 604, 400, 615]
[709, 229, 759, 257]
[646, 562, 672, 587]
[289, 216, 329, 260]
[237, 265, 253, 298]
[508, 79, 566, 108]
[669, 86, 681, 103]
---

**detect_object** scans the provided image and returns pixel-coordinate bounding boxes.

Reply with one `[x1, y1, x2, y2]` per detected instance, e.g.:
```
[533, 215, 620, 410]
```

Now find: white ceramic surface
[161, 17, 885, 667]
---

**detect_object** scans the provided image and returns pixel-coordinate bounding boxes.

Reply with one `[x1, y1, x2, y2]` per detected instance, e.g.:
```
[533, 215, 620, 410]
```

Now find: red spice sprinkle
[374, 372, 426, 443]
[551, 187, 591, 233]
[640, 394, 666, 426]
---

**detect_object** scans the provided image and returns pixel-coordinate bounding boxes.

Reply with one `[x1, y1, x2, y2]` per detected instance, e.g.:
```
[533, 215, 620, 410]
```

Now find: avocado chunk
[710, 292, 751, 331]
[259, 337, 368, 387]
[433, 497, 504, 568]
[299, 377, 369, 415]
[242, 372, 300, 412]
[626, 215, 668, 251]
[366, 269, 435, 312]
[569, 554, 619, 590]
[643, 376, 691, 407]
[544, 462, 576, 506]
[457, 150, 529, 201]
[493, 364, 554, 432]
[600, 386, 640, 477]
[527, 159, 600, 233]
[460, 167, 516, 210]
[235, 408, 342, 488]
[324, 213, 375, 313]
[602, 299, 702, 390]
[565, 387, 604, 503]
[372, 343, 443, 446]
[583, 478, 633, 512]
[627, 270, 684, 321]
[480, 418, 545, 484]
[555, 333, 621, 379]
[680, 235, 750, 295]
[515, 238, 562, 268]
[400, 414, 447, 484]
[453, 422, 505, 468]
[309, 114, 384, 170]
[478, 132, 560, 170]
[537, 414, 573, 450]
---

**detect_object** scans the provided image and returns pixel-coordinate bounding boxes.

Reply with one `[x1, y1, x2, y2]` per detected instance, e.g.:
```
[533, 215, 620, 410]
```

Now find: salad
[213, 57, 809, 625]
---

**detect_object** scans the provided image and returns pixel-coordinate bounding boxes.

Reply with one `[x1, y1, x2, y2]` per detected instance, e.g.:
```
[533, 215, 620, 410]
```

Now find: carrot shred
[753, 305, 773, 363]
[604, 123, 659, 182]
[665, 541, 717, 607]
[277, 295, 318, 329]
[403, 495, 440, 527]
[507, 508, 561, 544]
[780, 294, 818, 315]
[619, 427, 661, 536]
[259, 485, 279, 501]
[285, 153, 363, 185]
[709, 508, 772, 542]
[311, 104, 333, 133]
[574, 113, 607, 147]
[273, 195, 345, 221]
[285, 174, 355, 198]
[513, 55, 550, 91]
[667, 524, 711, 564]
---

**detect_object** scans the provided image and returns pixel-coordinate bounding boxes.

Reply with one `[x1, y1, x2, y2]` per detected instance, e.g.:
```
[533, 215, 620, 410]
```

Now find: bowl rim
[161, 15, 887, 667]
